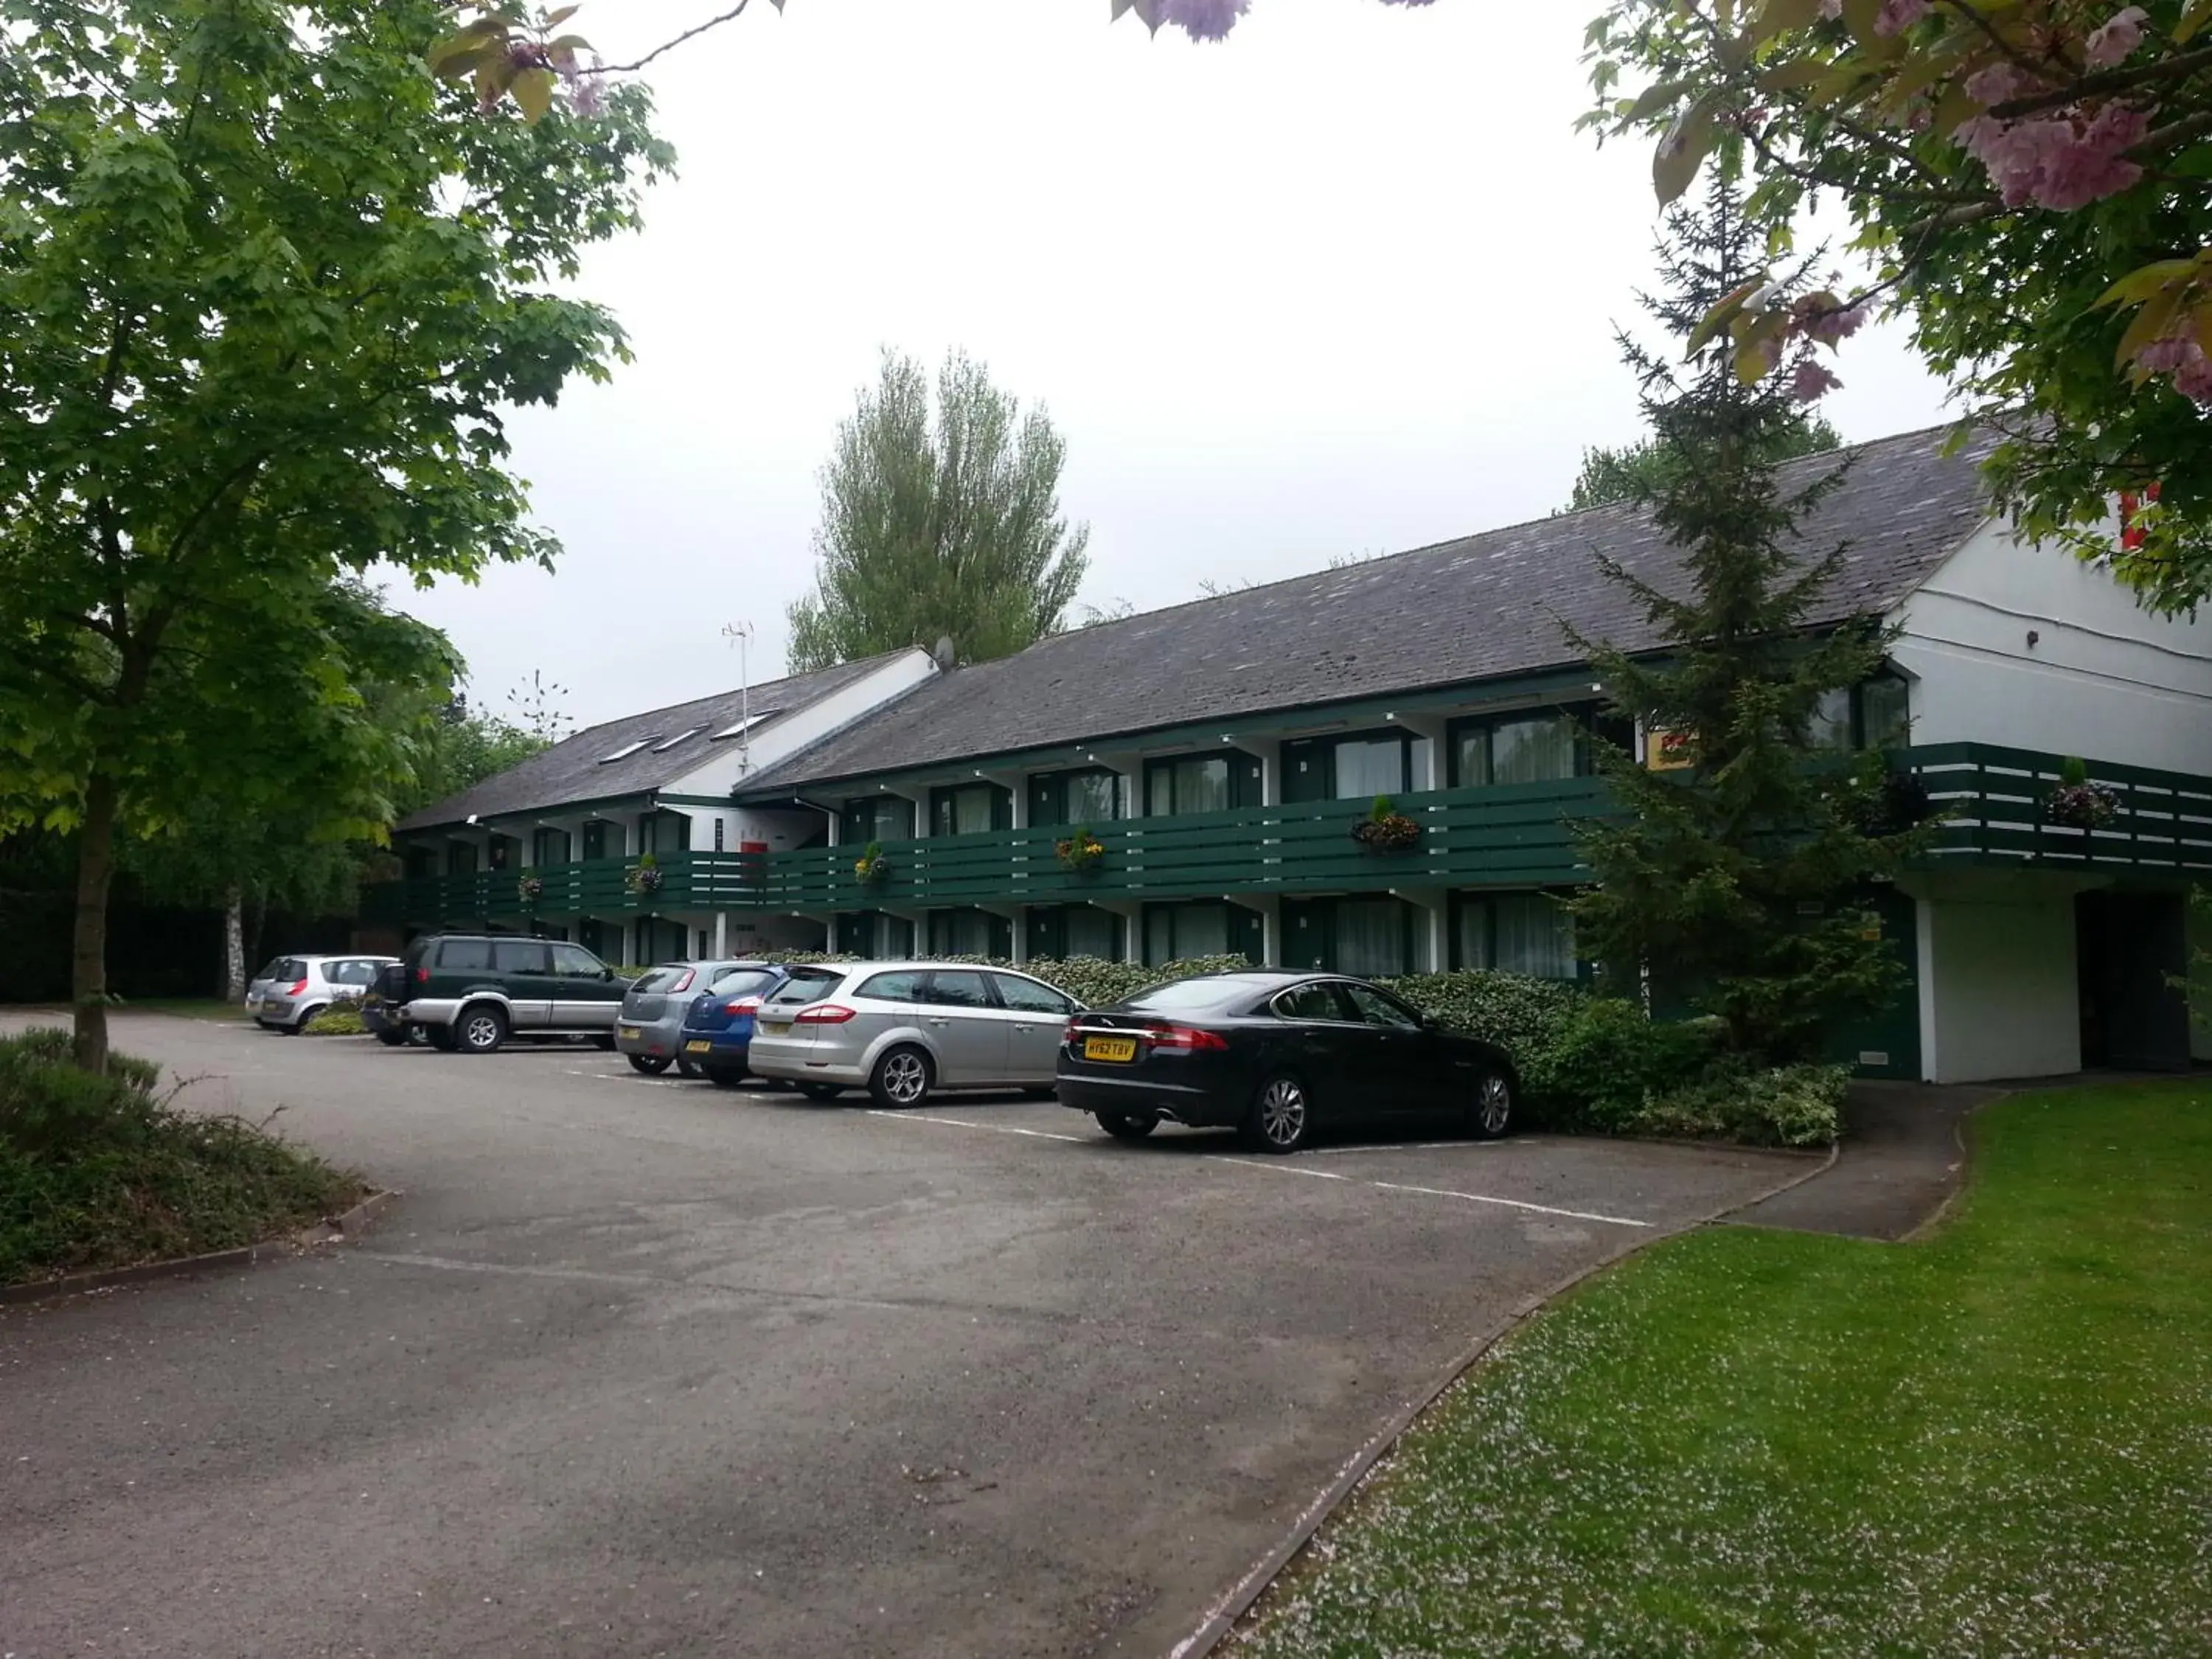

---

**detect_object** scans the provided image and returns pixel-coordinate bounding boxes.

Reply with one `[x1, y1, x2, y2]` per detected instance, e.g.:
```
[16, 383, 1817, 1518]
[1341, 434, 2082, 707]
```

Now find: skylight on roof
[599, 738, 653, 763]
[710, 710, 779, 740]
[653, 728, 701, 752]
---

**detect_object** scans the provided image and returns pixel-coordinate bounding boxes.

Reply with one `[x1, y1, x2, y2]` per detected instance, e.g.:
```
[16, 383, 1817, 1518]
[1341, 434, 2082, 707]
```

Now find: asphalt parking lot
[0, 1014, 1810, 1659]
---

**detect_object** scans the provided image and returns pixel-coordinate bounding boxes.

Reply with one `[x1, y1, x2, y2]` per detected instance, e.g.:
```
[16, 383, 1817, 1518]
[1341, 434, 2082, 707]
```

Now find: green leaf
[1748, 0, 1829, 46]
[1654, 99, 1720, 206]
[545, 4, 580, 22]
[2114, 288, 2186, 374]
[1621, 78, 1689, 125]
[2091, 257, 2209, 311]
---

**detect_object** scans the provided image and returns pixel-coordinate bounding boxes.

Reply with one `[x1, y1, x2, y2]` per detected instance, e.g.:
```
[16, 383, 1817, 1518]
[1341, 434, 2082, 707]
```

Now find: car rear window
[1121, 977, 1253, 1014]
[633, 966, 691, 994]
[766, 969, 849, 1008]
[705, 968, 778, 998]
[254, 959, 285, 982]
[436, 939, 493, 971]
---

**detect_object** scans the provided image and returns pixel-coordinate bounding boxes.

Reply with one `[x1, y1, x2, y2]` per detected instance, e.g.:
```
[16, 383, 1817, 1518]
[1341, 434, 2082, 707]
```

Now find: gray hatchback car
[745, 961, 1082, 1107]
[615, 959, 760, 1076]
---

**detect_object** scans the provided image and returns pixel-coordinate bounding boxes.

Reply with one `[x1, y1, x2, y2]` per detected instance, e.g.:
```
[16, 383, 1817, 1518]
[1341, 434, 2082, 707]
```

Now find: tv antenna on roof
[722, 621, 756, 773]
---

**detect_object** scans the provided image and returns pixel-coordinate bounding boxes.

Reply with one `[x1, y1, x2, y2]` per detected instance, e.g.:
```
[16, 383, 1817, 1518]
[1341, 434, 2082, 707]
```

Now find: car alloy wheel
[869, 1046, 931, 1109]
[1472, 1071, 1514, 1139]
[458, 1006, 506, 1054]
[1249, 1075, 1311, 1154]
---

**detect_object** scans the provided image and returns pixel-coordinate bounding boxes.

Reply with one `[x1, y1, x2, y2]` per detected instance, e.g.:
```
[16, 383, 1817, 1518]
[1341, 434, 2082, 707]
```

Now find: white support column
[1228, 893, 1280, 967]
[714, 911, 728, 956]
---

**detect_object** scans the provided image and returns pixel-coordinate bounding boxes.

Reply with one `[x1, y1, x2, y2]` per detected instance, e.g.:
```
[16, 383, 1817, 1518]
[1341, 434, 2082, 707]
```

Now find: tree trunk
[223, 885, 246, 1003]
[72, 773, 119, 1074]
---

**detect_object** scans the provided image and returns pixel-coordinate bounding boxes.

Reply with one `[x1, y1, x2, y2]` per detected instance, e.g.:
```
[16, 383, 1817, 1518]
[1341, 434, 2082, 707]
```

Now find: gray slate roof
[397, 654, 899, 832]
[740, 425, 1994, 796]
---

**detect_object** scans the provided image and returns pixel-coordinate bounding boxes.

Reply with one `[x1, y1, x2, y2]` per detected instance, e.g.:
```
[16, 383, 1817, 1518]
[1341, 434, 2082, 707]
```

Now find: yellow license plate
[1084, 1036, 1138, 1063]
[684, 1040, 712, 1054]
[618, 1026, 641, 1040]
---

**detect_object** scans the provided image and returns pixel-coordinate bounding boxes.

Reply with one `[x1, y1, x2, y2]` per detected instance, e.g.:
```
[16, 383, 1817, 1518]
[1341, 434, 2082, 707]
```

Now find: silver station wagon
[744, 961, 1082, 1107]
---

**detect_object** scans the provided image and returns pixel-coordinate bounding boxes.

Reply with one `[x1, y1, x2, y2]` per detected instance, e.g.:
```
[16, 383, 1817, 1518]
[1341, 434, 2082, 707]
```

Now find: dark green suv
[388, 934, 628, 1055]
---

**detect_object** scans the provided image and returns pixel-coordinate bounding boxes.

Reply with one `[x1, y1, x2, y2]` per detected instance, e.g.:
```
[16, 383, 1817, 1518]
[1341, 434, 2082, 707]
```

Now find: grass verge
[0, 1027, 366, 1288]
[1234, 1081, 2212, 1657]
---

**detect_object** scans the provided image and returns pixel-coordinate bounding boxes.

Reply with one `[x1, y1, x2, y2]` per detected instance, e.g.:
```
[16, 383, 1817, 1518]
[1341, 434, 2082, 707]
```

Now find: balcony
[359, 745, 2212, 930]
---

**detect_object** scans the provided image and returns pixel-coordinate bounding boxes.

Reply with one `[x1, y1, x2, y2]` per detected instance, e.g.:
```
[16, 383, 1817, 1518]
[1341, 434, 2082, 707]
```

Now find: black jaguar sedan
[1056, 970, 1517, 1154]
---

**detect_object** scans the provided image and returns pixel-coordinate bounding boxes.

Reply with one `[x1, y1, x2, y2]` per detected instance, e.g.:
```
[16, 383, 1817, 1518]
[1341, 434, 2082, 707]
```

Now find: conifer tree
[1568, 184, 1933, 1064]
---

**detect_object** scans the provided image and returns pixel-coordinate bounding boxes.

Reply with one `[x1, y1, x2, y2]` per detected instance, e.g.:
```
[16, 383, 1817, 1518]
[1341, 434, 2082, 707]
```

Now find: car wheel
[705, 1066, 748, 1088]
[426, 1024, 459, 1052]
[1096, 1110, 1158, 1142]
[868, 1046, 933, 1109]
[456, 1004, 507, 1055]
[1245, 1073, 1312, 1155]
[373, 1027, 411, 1048]
[796, 1080, 844, 1102]
[676, 1056, 701, 1079]
[286, 1005, 325, 1035]
[1468, 1069, 1515, 1140]
[628, 1054, 672, 1075]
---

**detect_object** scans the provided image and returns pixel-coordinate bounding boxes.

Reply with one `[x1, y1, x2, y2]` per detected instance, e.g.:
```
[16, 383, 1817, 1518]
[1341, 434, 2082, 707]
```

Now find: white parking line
[866, 1110, 1091, 1145]
[563, 1068, 687, 1089]
[1363, 1179, 1652, 1229]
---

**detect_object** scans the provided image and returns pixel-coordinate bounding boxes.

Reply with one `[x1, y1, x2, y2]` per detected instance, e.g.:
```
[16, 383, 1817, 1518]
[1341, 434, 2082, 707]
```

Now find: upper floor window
[1450, 703, 1626, 788]
[1282, 731, 1412, 804]
[1144, 751, 1261, 817]
[1806, 673, 1912, 753]
[843, 794, 915, 845]
[930, 782, 1007, 838]
[1030, 768, 1124, 827]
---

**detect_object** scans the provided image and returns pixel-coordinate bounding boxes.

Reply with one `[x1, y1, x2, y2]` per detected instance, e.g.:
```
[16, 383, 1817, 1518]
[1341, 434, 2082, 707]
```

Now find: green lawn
[1236, 1082, 2212, 1657]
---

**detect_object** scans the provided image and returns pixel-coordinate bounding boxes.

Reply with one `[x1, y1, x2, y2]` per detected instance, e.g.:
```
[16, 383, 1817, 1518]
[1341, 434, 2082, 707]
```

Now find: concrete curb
[1165, 1148, 1833, 1659]
[0, 1189, 401, 1310]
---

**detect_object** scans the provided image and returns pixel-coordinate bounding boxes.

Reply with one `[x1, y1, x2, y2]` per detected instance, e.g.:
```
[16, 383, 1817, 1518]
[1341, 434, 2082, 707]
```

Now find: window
[993, 974, 1074, 1015]
[714, 819, 725, 852]
[652, 728, 700, 752]
[922, 970, 995, 1009]
[600, 739, 652, 763]
[1272, 983, 1345, 1022]
[1341, 982, 1424, 1030]
[1126, 978, 1265, 1014]
[437, 939, 493, 971]
[1453, 709, 1586, 788]
[1145, 902, 1231, 967]
[327, 960, 376, 987]
[581, 821, 613, 860]
[639, 810, 689, 855]
[532, 828, 571, 866]
[1283, 731, 1411, 804]
[858, 970, 929, 1003]
[1335, 736, 1408, 799]
[844, 796, 915, 844]
[447, 841, 478, 876]
[493, 940, 551, 973]
[549, 943, 605, 977]
[1806, 675, 1912, 751]
[1063, 905, 1119, 961]
[930, 908, 1000, 956]
[770, 971, 851, 1008]
[706, 969, 779, 999]
[1145, 754, 1236, 817]
[1458, 893, 1576, 979]
[270, 956, 307, 982]
[1806, 686, 1855, 752]
[633, 965, 690, 994]
[710, 709, 781, 741]
[1334, 897, 1408, 977]
[931, 784, 1003, 838]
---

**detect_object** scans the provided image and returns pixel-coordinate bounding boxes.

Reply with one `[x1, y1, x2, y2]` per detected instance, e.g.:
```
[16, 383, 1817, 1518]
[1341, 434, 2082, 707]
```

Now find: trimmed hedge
[302, 1005, 367, 1035]
[0, 1029, 364, 1286]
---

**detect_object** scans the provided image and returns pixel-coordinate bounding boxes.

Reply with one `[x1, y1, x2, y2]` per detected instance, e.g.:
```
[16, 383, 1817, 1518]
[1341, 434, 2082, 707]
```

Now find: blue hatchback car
[678, 962, 846, 1087]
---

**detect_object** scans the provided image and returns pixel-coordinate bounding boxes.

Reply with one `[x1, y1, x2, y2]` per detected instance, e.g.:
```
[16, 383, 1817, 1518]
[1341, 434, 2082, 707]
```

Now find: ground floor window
[636, 918, 688, 964]
[577, 919, 612, 959]
[838, 911, 916, 959]
[1031, 904, 1123, 961]
[1282, 896, 1413, 975]
[1455, 891, 1577, 979]
[1145, 901, 1262, 967]
[928, 908, 1011, 959]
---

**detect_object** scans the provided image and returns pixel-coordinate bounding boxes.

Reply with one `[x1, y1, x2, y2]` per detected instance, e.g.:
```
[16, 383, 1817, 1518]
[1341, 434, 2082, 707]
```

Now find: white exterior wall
[1917, 890, 2081, 1083]
[664, 648, 936, 803]
[1891, 520, 2212, 772]
[678, 807, 819, 855]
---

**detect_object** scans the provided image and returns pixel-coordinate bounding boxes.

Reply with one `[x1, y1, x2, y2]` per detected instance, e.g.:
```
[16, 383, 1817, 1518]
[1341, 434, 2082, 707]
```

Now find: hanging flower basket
[624, 855, 664, 896]
[517, 873, 546, 904]
[1055, 828, 1106, 873]
[1350, 796, 1422, 853]
[2046, 781, 2121, 831]
[853, 842, 888, 886]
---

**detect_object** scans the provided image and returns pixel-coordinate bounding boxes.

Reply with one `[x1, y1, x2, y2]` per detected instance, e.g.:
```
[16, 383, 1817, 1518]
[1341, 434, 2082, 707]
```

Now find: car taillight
[1147, 1023, 1228, 1052]
[793, 1004, 857, 1024]
[724, 995, 762, 1015]
[1062, 1018, 1083, 1043]
[288, 979, 310, 997]
[414, 967, 430, 984]
[672, 970, 696, 993]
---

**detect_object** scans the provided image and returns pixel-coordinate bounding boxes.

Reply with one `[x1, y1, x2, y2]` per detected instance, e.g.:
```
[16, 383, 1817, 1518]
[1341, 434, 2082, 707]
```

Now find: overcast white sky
[394, 0, 1956, 731]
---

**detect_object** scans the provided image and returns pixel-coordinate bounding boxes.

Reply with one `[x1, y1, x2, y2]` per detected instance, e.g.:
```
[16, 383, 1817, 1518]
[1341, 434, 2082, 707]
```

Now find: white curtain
[1335, 899, 1404, 976]
[1493, 894, 1576, 979]
[1334, 739, 1404, 800]
[1489, 714, 1579, 785]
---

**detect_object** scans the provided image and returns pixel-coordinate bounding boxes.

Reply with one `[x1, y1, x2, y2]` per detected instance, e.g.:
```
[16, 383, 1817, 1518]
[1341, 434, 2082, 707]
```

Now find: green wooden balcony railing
[358, 744, 2212, 928]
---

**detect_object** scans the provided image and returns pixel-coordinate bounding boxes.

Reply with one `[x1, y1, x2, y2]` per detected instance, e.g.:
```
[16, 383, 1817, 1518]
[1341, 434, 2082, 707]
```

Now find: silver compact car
[247, 954, 397, 1033]
[615, 959, 762, 1076]
[745, 961, 1082, 1107]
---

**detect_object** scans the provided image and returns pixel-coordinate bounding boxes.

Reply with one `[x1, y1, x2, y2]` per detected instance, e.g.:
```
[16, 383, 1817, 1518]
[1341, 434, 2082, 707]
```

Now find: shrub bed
[0, 1029, 366, 1287]
[302, 1005, 366, 1036]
